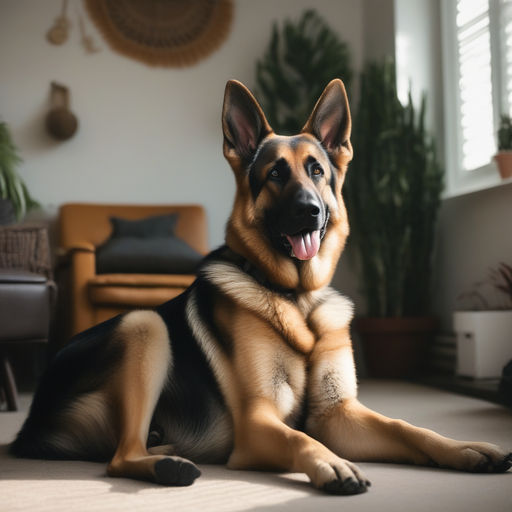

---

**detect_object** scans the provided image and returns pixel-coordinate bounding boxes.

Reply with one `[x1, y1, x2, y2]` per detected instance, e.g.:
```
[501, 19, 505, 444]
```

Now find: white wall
[394, 0, 443, 142]
[362, 0, 395, 61]
[0, 0, 363, 249]
[434, 183, 512, 330]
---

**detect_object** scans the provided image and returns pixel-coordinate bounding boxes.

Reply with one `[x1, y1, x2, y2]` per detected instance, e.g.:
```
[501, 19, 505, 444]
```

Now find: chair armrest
[57, 241, 95, 257]
[70, 241, 96, 252]
[68, 249, 97, 334]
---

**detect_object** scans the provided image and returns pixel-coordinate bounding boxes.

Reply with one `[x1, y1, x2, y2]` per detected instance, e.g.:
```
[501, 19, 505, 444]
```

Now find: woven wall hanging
[84, 0, 233, 67]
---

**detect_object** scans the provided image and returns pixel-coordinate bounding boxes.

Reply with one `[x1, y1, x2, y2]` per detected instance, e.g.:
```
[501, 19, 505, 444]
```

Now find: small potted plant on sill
[344, 59, 444, 378]
[494, 114, 512, 180]
[454, 262, 512, 379]
[0, 121, 38, 224]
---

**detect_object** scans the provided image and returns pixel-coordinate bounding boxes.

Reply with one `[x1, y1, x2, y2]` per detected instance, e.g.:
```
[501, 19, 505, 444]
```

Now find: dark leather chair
[0, 270, 52, 410]
[0, 225, 53, 411]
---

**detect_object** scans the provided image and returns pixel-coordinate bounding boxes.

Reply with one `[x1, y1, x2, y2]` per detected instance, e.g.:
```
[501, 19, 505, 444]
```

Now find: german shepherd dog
[10, 79, 511, 495]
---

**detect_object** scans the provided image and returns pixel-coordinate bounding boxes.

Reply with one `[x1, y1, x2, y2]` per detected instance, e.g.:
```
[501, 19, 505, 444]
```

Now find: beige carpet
[1, 381, 511, 512]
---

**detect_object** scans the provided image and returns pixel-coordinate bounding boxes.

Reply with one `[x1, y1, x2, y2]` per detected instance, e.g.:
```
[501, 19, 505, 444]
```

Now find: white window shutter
[455, 0, 495, 171]
[500, 0, 512, 116]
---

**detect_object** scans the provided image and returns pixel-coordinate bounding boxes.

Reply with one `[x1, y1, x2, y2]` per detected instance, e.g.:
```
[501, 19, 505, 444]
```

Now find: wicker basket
[0, 224, 52, 280]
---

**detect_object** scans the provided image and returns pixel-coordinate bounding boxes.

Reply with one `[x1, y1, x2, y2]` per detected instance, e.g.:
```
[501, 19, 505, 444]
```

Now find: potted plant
[255, 9, 352, 134]
[344, 59, 444, 378]
[454, 263, 512, 379]
[494, 114, 512, 179]
[0, 121, 38, 223]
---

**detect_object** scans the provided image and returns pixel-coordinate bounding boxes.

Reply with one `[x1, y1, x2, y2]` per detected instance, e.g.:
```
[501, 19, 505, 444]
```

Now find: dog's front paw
[154, 456, 201, 486]
[444, 442, 512, 473]
[311, 457, 370, 495]
[465, 445, 512, 473]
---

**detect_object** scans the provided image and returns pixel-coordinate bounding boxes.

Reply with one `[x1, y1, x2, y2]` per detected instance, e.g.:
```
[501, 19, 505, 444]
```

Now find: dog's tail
[10, 315, 123, 460]
[9, 378, 72, 460]
[9, 420, 56, 459]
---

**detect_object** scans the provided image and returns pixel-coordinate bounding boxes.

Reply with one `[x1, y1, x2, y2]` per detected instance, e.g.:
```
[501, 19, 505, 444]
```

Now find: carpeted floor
[1, 381, 511, 512]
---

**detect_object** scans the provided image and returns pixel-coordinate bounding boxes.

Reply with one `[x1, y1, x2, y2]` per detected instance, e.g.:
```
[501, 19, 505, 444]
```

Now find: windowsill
[443, 175, 512, 200]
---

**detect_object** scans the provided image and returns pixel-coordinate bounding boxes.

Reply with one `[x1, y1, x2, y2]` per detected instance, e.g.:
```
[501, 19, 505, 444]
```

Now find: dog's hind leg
[105, 311, 200, 486]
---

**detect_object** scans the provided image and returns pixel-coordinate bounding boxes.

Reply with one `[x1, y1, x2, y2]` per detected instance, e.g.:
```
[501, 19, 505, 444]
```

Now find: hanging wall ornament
[84, 0, 233, 67]
[78, 13, 101, 53]
[45, 82, 79, 141]
[47, 0, 71, 45]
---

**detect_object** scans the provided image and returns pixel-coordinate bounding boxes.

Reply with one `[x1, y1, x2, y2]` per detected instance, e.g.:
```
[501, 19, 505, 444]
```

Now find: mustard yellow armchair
[59, 203, 208, 336]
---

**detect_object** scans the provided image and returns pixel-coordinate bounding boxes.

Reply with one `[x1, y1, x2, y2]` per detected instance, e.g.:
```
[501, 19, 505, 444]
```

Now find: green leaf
[344, 59, 444, 317]
[0, 121, 38, 220]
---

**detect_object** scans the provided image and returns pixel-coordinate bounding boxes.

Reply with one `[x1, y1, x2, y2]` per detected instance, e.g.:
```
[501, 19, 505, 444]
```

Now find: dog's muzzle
[276, 189, 329, 261]
[280, 210, 329, 260]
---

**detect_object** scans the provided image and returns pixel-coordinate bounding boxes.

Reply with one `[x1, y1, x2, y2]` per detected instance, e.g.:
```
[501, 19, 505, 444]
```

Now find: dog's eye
[269, 168, 280, 179]
[312, 166, 323, 176]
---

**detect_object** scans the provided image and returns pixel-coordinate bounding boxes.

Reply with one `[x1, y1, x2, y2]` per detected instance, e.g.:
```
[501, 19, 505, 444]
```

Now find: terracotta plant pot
[356, 317, 437, 378]
[493, 151, 512, 179]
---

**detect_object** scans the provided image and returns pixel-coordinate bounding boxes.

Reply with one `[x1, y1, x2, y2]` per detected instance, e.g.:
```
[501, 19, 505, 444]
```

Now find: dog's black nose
[291, 190, 321, 220]
[277, 186, 324, 236]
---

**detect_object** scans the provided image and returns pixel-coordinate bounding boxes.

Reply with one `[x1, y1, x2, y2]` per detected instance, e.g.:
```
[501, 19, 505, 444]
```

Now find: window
[442, 0, 512, 194]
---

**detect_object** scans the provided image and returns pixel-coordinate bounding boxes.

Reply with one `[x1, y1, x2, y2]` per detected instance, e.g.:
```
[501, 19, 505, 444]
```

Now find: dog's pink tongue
[286, 231, 320, 260]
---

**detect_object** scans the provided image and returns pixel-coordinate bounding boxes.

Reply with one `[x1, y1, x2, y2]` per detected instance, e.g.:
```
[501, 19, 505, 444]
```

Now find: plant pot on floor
[356, 317, 437, 378]
[494, 151, 512, 179]
[453, 311, 512, 378]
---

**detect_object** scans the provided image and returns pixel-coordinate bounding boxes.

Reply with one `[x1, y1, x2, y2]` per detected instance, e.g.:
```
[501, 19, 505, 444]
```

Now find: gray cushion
[110, 214, 178, 239]
[96, 236, 202, 275]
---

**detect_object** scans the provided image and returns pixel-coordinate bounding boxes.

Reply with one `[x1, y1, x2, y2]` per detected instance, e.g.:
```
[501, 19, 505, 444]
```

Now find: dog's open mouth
[279, 208, 329, 261]
[283, 230, 321, 261]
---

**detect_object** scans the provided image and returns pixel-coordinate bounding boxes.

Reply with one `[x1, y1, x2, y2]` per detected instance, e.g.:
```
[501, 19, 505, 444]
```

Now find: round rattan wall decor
[84, 0, 233, 67]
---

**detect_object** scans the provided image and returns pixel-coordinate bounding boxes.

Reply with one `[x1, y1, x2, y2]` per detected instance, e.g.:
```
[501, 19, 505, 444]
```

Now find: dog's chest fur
[196, 250, 354, 425]
[159, 248, 356, 463]
[232, 312, 308, 424]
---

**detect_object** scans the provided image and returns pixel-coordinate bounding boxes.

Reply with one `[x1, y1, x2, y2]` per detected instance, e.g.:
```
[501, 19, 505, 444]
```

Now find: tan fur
[228, 307, 306, 422]
[225, 131, 350, 292]
[51, 79, 509, 492]
[226, 192, 300, 291]
[306, 397, 509, 471]
[50, 391, 116, 457]
[106, 311, 172, 481]
[202, 261, 315, 353]
[215, 79, 510, 493]
[208, 280, 368, 489]
[218, 276, 509, 488]
[307, 288, 354, 336]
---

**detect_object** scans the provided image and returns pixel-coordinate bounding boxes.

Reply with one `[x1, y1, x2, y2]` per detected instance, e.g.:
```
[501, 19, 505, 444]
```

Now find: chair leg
[0, 355, 19, 411]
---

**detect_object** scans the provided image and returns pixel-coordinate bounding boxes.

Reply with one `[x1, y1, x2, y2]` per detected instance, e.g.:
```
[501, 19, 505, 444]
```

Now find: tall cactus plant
[345, 60, 444, 318]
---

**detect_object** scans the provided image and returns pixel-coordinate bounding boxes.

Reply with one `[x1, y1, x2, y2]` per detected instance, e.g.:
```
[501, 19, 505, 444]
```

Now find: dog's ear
[302, 79, 352, 162]
[222, 80, 273, 165]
